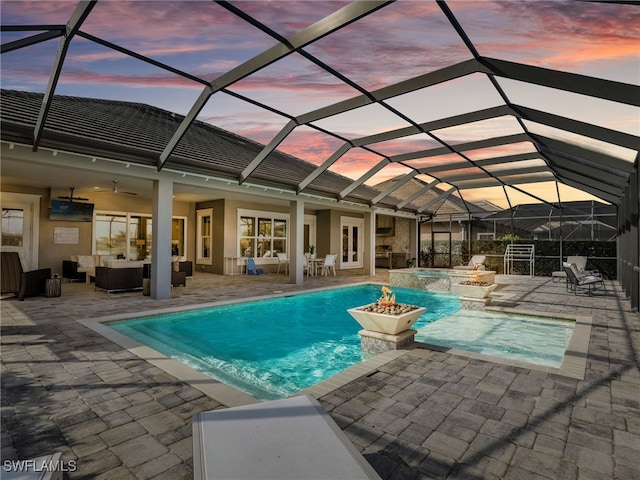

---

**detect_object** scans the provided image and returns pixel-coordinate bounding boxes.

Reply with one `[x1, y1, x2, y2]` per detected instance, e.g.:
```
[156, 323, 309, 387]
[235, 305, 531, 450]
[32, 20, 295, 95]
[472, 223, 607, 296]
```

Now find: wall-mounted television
[49, 200, 94, 222]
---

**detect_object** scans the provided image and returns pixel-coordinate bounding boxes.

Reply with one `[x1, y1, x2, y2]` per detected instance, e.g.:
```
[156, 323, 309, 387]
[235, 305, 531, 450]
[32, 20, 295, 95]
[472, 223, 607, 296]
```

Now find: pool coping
[79, 283, 591, 408]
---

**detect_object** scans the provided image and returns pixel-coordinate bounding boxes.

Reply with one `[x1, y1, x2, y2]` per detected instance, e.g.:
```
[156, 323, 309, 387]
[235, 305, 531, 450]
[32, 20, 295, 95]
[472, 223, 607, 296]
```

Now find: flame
[378, 285, 397, 306]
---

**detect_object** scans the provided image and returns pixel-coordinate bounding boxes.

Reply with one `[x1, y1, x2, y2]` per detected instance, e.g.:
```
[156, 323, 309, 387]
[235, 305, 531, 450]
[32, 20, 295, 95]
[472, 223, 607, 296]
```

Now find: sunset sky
[1, 0, 638, 208]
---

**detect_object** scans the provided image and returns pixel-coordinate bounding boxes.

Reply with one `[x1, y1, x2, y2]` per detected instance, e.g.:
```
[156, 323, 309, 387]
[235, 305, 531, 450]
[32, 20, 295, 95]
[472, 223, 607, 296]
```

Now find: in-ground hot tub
[388, 268, 498, 310]
[389, 268, 495, 290]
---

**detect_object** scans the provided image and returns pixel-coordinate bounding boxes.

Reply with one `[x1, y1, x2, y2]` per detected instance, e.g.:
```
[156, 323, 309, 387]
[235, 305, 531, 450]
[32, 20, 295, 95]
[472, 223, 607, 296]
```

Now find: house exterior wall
[2, 181, 194, 277]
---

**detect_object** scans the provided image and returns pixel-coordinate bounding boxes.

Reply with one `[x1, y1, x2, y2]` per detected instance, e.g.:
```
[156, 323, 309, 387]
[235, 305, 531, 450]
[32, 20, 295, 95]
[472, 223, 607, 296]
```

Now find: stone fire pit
[347, 286, 426, 335]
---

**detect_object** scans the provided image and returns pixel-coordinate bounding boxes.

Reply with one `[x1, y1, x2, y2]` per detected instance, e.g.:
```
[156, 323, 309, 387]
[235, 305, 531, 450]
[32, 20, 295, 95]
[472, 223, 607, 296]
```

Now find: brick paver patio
[1, 272, 638, 479]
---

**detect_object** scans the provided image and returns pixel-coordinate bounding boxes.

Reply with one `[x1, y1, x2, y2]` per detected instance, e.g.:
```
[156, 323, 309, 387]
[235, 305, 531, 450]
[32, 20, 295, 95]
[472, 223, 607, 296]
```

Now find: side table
[45, 277, 62, 297]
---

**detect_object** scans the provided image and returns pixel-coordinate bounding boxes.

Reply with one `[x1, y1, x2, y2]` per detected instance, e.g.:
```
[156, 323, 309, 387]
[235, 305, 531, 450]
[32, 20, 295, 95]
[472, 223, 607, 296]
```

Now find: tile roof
[0, 89, 413, 211]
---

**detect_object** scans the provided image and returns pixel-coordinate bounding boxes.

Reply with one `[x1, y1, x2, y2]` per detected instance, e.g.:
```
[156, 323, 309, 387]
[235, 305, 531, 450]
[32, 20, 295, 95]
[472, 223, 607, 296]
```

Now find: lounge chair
[246, 258, 266, 275]
[453, 255, 486, 271]
[566, 256, 599, 277]
[563, 262, 605, 295]
[1, 251, 51, 300]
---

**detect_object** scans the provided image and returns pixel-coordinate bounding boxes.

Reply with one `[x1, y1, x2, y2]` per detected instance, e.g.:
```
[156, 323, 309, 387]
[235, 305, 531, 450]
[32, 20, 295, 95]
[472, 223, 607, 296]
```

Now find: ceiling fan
[58, 187, 88, 202]
[110, 180, 137, 196]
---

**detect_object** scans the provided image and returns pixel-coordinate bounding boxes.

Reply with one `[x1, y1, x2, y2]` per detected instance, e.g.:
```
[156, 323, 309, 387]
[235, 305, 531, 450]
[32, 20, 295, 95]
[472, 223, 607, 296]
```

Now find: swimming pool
[107, 284, 577, 401]
[108, 285, 460, 400]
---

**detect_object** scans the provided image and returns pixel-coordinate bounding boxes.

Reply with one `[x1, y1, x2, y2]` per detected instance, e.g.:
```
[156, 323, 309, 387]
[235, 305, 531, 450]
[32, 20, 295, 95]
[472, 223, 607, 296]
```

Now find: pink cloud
[71, 43, 215, 64]
[327, 148, 384, 180]
[230, 1, 351, 38]
[276, 128, 345, 166]
[0, 1, 78, 23]
[450, 1, 639, 73]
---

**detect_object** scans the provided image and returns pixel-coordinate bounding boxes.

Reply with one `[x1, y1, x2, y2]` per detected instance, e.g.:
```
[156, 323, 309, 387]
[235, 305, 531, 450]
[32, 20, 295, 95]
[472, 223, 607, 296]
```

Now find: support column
[151, 178, 173, 300]
[289, 200, 304, 285]
[364, 210, 376, 276]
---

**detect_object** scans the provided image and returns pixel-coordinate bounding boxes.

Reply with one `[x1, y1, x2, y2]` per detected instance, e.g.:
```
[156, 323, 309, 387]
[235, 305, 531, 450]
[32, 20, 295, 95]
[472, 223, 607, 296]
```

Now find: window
[95, 211, 186, 260]
[238, 209, 288, 258]
[477, 232, 495, 240]
[1, 208, 23, 247]
[172, 218, 186, 257]
[197, 208, 213, 264]
[95, 213, 129, 258]
[129, 215, 153, 260]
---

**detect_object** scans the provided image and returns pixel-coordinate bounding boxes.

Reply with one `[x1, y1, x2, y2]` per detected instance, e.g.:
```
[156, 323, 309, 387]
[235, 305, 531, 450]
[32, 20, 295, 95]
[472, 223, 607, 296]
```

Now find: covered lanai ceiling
[1, 0, 638, 215]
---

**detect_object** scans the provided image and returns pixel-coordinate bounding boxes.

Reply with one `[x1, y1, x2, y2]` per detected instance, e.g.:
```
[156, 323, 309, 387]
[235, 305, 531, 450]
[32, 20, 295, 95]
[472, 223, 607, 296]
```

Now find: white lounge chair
[453, 255, 486, 271]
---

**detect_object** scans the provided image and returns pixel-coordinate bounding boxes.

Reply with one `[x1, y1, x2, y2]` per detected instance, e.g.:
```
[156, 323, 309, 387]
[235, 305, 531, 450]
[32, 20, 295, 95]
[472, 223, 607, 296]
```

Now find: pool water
[415, 310, 574, 368]
[109, 285, 460, 400]
[109, 284, 575, 401]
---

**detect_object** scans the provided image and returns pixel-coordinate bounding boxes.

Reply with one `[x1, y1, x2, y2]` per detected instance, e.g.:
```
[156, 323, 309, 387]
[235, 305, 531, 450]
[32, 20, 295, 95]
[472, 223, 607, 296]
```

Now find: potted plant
[347, 286, 426, 335]
[308, 245, 316, 259]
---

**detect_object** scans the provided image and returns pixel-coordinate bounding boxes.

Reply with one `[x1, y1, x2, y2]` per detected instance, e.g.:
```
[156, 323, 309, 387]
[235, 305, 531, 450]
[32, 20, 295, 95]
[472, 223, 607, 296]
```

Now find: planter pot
[347, 305, 426, 335]
[45, 278, 62, 297]
[452, 283, 497, 299]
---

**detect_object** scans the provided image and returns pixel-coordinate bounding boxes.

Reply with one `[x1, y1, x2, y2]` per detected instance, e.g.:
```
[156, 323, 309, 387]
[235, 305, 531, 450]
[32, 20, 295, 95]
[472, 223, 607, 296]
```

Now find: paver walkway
[1, 272, 638, 479]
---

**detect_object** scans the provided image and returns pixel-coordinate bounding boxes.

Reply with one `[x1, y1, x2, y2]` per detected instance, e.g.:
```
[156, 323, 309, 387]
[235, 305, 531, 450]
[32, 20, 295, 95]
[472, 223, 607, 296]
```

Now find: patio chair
[320, 254, 337, 276]
[1, 251, 51, 301]
[246, 258, 266, 275]
[453, 255, 486, 271]
[563, 262, 605, 295]
[276, 253, 289, 274]
[566, 256, 599, 277]
[303, 253, 312, 276]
